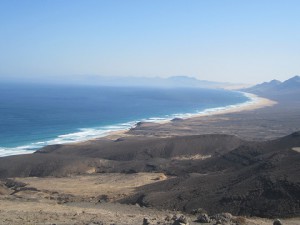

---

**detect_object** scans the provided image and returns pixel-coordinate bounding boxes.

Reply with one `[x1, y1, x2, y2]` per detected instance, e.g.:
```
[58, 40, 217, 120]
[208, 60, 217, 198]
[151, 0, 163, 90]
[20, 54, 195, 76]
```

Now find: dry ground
[0, 173, 171, 225]
[0, 173, 299, 225]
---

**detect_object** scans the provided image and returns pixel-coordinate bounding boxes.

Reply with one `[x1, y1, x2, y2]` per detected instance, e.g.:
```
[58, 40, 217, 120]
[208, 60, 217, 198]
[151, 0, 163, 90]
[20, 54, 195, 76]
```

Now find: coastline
[47, 92, 277, 146]
[0, 92, 276, 157]
[142, 92, 277, 123]
[189, 92, 277, 119]
[103, 92, 277, 140]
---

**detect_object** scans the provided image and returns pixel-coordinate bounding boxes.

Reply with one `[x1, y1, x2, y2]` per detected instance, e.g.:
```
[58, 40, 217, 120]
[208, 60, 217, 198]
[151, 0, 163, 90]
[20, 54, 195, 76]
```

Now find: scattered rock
[273, 219, 283, 225]
[143, 217, 151, 225]
[211, 213, 232, 223]
[171, 214, 189, 225]
[172, 214, 181, 221]
[177, 215, 188, 224]
[197, 213, 210, 223]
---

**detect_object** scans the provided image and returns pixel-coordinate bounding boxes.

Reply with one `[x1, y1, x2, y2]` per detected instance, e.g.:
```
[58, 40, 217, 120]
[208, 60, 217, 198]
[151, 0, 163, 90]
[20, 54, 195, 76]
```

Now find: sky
[0, 0, 299, 84]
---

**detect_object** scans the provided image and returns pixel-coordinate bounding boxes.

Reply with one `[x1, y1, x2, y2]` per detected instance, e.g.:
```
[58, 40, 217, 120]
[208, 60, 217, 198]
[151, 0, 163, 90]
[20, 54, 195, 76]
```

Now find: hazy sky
[0, 0, 299, 84]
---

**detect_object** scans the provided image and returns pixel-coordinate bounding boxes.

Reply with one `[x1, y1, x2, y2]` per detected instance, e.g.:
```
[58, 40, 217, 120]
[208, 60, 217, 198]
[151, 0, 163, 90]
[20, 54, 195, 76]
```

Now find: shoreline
[102, 92, 277, 140]
[189, 92, 277, 119]
[141, 92, 277, 123]
[0, 92, 276, 157]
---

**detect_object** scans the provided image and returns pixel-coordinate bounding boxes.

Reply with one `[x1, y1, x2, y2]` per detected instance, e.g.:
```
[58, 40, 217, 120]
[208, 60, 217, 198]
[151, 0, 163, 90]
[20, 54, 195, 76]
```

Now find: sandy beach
[26, 92, 276, 150]
[101, 92, 277, 141]
[189, 93, 277, 118]
[136, 92, 277, 123]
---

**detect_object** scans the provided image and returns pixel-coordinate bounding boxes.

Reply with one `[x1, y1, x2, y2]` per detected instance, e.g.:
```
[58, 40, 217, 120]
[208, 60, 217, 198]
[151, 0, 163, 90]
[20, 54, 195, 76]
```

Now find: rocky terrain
[0, 131, 299, 222]
[0, 173, 299, 225]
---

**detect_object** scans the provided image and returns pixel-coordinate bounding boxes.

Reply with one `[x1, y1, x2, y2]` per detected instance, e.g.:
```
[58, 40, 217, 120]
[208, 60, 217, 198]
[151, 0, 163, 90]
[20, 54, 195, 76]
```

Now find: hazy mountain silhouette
[279, 75, 300, 89]
[70, 75, 227, 88]
[4, 74, 227, 88]
[242, 75, 300, 101]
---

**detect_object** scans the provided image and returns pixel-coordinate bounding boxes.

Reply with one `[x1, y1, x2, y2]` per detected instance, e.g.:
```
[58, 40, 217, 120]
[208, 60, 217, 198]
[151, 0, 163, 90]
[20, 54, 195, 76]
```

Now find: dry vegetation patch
[14, 172, 168, 201]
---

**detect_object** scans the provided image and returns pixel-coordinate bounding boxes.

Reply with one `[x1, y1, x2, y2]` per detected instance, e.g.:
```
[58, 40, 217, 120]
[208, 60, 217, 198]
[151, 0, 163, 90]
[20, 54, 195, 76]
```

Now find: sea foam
[0, 92, 257, 157]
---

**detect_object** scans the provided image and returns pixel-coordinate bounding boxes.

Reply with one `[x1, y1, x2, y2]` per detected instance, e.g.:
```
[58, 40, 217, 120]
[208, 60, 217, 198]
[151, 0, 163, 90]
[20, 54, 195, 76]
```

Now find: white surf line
[0, 92, 276, 157]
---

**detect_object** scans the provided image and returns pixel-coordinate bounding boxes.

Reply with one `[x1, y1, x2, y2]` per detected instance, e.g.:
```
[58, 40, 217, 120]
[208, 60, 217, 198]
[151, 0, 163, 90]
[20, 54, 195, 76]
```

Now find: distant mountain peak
[285, 75, 300, 82]
[167, 76, 199, 81]
[241, 75, 300, 99]
[269, 79, 282, 84]
[166, 76, 226, 87]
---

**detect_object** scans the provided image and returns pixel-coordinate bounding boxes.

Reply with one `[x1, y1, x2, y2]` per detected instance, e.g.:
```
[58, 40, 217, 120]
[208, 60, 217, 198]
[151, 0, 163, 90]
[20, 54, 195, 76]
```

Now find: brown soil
[1, 173, 299, 225]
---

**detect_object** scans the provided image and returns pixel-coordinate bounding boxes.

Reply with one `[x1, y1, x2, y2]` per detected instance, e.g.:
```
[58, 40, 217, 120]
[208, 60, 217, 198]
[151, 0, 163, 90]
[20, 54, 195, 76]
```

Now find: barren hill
[0, 132, 299, 218]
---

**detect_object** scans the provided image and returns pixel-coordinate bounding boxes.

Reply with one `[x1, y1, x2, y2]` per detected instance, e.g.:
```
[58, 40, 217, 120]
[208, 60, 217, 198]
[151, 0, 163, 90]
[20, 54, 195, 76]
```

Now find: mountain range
[242, 75, 300, 100]
[5, 74, 227, 89]
[70, 75, 228, 88]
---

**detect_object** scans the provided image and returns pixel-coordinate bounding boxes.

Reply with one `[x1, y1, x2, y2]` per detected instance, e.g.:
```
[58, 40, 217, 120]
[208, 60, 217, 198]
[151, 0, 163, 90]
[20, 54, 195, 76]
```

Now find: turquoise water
[0, 83, 250, 156]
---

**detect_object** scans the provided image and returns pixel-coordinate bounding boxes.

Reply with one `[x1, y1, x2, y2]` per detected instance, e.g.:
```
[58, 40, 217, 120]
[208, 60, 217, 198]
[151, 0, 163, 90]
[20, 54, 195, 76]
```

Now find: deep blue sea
[0, 83, 251, 156]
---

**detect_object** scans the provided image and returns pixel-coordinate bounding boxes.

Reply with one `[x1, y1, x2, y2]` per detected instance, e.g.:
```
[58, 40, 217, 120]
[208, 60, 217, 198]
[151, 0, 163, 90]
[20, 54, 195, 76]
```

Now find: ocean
[0, 83, 251, 157]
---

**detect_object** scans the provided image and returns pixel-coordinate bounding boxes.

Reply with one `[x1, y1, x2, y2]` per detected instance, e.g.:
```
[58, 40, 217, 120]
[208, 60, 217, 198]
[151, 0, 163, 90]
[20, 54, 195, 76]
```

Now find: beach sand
[101, 92, 277, 141]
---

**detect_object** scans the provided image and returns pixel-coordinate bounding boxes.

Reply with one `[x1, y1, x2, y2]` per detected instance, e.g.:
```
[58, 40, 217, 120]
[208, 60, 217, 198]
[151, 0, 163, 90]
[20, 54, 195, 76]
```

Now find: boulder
[197, 213, 210, 223]
[171, 214, 189, 225]
[178, 215, 188, 224]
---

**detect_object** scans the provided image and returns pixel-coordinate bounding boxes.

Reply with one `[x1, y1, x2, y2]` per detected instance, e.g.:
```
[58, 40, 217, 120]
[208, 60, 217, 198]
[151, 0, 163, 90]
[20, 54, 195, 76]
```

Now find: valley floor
[1, 173, 299, 225]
